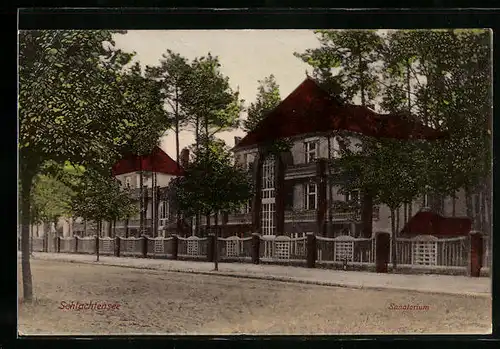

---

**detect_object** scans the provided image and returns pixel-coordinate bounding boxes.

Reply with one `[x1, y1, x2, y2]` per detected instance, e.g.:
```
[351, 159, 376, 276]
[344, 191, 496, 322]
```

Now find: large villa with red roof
[31, 77, 481, 240]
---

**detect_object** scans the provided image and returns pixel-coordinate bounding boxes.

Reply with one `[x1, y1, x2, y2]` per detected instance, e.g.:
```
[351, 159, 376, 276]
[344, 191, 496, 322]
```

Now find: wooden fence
[19, 231, 488, 277]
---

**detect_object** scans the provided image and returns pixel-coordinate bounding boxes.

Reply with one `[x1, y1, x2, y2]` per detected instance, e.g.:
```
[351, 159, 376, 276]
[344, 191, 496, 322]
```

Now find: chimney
[234, 136, 242, 147]
[180, 148, 190, 169]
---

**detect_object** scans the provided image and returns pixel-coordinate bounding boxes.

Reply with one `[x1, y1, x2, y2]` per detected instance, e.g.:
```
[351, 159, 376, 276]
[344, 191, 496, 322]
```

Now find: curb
[28, 254, 491, 298]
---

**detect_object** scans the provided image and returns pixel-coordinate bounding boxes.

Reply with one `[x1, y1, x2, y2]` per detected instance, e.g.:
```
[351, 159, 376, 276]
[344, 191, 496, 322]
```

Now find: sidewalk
[24, 252, 491, 297]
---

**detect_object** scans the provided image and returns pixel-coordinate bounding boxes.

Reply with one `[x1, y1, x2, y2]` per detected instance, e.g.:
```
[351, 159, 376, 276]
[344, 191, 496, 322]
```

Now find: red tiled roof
[400, 210, 471, 237]
[112, 146, 185, 176]
[235, 77, 448, 149]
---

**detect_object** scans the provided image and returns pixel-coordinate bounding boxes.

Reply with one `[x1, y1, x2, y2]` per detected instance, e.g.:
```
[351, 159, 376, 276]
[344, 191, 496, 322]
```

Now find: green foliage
[170, 138, 253, 220]
[295, 30, 383, 104]
[70, 169, 137, 223]
[243, 74, 281, 133]
[181, 53, 244, 145]
[299, 29, 491, 231]
[30, 174, 74, 225]
[379, 29, 491, 197]
[19, 30, 169, 175]
[146, 50, 192, 162]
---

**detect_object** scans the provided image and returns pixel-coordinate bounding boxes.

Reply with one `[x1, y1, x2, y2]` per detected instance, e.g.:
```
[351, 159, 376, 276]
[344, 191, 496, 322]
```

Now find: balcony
[227, 212, 252, 225]
[285, 163, 316, 179]
[222, 206, 379, 225]
[285, 160, 343, 180]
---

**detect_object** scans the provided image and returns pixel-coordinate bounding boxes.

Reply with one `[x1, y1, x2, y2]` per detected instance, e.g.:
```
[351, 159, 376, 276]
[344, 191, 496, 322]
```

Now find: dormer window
[304, 140, 318, 163]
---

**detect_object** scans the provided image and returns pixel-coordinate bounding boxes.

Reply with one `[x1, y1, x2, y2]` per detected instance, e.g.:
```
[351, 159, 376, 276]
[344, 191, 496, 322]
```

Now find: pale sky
[113, 30, 320, 159]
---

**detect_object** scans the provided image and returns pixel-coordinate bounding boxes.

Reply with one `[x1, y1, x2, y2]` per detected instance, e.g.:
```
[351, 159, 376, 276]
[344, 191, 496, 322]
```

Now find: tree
[177, 53, 243, 234]
[170, 138, 253, 270]
[71, 169, 137, 261]
[30, 173, 74, 229]
[243, 74, 281, 133]
[146, 50, 192, 166]
[295, 29, 384, 238]
[182, 53, 243, 151]
[19, 30, 167, 301]
[71, 170, 137, 232]
[381, 30, 491, 231]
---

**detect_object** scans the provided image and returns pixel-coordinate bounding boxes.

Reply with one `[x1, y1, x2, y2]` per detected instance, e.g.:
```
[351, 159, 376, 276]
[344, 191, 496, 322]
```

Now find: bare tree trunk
[396, 206, 400, 234]
[480, 190, 486, 233]
[465, 187, 473, 219]
[452, 192, 456, 217]
[21, 168, 36, 302]
[175, 87, 180, 169]
[214, 211, 219, 271]
[125, 217, 129, 238]
[484, 178, 492, 236]
[107, 221, 112, 238]
[391, 208, 397, 270]
[139, 156, 144, 237]
[327, 134, 334, 237]
[96, 221, 102, 262]
[206, 213, 211, 235]
[361, 191, 373, 238]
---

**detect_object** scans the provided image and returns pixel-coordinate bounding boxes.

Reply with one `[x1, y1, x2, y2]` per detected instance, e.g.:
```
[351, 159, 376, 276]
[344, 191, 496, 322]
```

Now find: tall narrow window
[305, 183, 317, 210]
[125, 176, 131, 188]
[423, 193, 429, 207]
[304, 141, 318, 163]
[158, 201, 169, 226]
[332, 136, 341, 158]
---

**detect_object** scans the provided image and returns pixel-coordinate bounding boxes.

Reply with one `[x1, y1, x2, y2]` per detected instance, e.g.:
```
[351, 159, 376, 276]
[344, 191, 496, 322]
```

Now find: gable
[112, 146, 185, 177]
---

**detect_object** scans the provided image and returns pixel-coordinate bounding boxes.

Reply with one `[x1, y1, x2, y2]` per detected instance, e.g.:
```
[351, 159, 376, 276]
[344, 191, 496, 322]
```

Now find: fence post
[207, 233, 215, 262]
[30, 235, 33, 255]
[251, 233, 260, 264]
[57, 236, 61, 253]
[43, 234, 48, 252]
[171, 235, 178, 260]
[142, 235, 148, 258]
[375, 232, 391, 273]
[306, 233, 316, 268]
[469, 231, 483, 277]
[115, 236, 121, 257]
[74, 236, 79, 253]
[95, 235, 99, 259]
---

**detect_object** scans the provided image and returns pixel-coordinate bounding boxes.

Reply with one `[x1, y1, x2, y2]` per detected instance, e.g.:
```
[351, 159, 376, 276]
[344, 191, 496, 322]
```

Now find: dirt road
[18, 259, 491, 335]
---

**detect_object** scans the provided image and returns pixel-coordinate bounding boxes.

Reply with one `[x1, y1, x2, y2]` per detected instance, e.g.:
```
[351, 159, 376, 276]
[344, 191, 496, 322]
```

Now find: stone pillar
[275, 153, 286, 236]
[251, 233, 260, 264]
[375, 232, 391, 273]
[469, 231, 483, 277]
[171, 235, 179, 260]
[316, 159, 327, 236]
[306, 232, 316, 268]
[207, 233, 215, 262]
[43, 234, 48, 252]
[115, 236, 121, 257]
[95, 235, 99, 257]
[252, 151, 264, 235]
[142, 235, 148, 258]
[350, 222, 357, 237]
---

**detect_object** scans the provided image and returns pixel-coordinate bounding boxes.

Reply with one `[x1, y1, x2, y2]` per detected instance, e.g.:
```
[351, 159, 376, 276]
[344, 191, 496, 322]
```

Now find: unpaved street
[18, 259, 491, 335]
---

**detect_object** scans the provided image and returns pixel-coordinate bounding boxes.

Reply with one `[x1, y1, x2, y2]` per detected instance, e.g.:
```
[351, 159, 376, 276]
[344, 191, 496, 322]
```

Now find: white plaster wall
[115, 172, 176, 189]
[293, 183, 304, 210]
